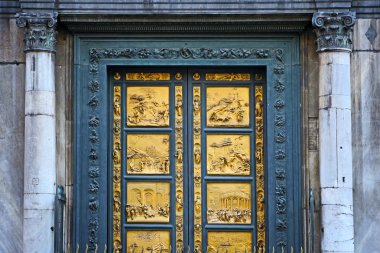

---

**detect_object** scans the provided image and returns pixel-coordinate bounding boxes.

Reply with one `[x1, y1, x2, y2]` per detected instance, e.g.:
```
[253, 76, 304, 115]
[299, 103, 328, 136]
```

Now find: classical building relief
[126, 230, 170, 253]
[126, 182, 170, 223]
[127, 134, 170, 174]
[127, 86, 170, 126]
[207, 231, 252, 253]
[207, 134, 250, 175]
[207, 183, 251, 224]
[206, 87, 250, 127]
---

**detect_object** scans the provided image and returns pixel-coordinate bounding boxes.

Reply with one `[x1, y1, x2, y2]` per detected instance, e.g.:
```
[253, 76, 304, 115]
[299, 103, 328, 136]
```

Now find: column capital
[312, 11, 356, 52]
[15, 12, 58, 52]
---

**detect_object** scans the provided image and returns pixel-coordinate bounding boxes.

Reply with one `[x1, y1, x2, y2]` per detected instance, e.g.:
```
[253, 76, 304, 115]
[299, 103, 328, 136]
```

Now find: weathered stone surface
[351, 51, 380, 253]
[353, 19, 380, 50]
[300, 27, 321, 253]
[0, 18, 25, 63]
[0, 18, 25, 253]
[23, 209, 54, 252]
[55, 28, 74, 248]
[318, 50, 354, 252]
[23, 49, 56, 252]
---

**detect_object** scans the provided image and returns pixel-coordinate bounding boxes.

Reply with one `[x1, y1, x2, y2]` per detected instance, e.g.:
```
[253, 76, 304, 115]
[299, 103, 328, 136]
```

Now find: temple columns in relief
[16, 12, 58, 253]
[312, 12, 356, 253]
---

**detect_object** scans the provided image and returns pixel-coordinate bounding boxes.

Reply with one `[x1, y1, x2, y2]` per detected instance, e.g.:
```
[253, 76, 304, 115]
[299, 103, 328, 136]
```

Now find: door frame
[73, 35, 301, 252]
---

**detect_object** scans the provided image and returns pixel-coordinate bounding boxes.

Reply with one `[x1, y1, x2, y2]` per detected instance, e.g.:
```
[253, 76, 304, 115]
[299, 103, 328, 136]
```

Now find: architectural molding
[312, 11, 356, 52]
[60, 14, 308, 33]
[85, 45, 290, 250]
[15, 12, 58, 52]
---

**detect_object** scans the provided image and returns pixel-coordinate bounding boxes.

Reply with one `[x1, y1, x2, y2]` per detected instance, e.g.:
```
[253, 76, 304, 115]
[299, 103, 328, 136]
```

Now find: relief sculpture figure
[207, 232, 252, 253]
[127, 87, 170, 126]
[127, 231, 170, 253]
[206, 87, 250, 127]
[207, 135, 250, 175]
[127, 134, 170, 174]
[126, 182, 170, 223]
[207, 183, 251, 224]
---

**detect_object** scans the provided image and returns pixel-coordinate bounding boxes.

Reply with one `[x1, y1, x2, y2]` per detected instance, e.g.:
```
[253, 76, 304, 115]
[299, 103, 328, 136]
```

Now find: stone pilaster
[312, 12, 355, 253]
[16, 12, 57, 253]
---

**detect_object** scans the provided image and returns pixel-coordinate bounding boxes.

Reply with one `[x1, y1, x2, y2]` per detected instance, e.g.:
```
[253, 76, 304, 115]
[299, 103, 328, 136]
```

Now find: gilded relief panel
[127, 134, 170, 174]
[207, 134, 250, 175]
[207, 183, 251, 224]
[207, 231, 252, 253]
[126, 73, 171, 81]
[126, 86, 170, 126]
[126, 182, 170, 223]
[126, 230, 170, 253]
[206, 87, 250, 127]
[205, 73, 250, 81]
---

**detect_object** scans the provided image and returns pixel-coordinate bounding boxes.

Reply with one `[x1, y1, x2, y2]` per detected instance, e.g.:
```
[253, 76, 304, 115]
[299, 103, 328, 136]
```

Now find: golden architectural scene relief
[205, 73, 251, 81]
[126, 86, 170, 126]
[207, 134, 250, 175]
[126, 230, 170, 253]
[207, 231, 252, 253]
[207, 183, 251, 224]
[127, 134, 170, 174]
[126, 72, 171, 81]
[126, 182, 170, 223]
[206, 87, 250, 127]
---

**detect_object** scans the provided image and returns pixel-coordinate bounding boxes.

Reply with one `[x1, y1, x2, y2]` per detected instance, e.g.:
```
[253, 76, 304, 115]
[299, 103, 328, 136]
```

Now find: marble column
[312, 12, 356, 253]
[16, 12, 58, 252]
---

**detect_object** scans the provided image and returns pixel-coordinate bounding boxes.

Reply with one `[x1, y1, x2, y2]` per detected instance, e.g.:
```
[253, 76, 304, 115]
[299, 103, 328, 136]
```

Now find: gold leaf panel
[206, 87, 250, 127]
[127, 86, 170, 126]
[207, 231, 252, 253]
[207, 183, 251, 224]
[126, 182, 170, 223]
[205, 73, 250, 81]
[127, 134, 170, 174]
[126, 73, 170, 81]
[207, 134, 250, 175]
[126, 230, 170, 253]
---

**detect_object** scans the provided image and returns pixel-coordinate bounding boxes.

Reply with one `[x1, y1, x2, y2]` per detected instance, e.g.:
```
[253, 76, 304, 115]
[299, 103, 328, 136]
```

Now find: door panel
[112, 68, 187, 253]
[111, 67, 266, 253]
[188, 69, 265, 253]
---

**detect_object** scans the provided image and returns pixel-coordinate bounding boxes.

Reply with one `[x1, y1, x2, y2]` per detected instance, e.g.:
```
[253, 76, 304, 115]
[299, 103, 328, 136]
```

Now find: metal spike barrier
[64, 244, 306, 252]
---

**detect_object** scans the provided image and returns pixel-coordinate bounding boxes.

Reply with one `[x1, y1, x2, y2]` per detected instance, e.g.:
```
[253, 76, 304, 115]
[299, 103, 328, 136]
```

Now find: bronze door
[110, 67, 266, 253]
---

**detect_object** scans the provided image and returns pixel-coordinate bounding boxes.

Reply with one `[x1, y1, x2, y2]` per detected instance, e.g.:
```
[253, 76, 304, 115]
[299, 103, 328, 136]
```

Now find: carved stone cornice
[15, 12, 58, 52]
[312, 12, 356, 52]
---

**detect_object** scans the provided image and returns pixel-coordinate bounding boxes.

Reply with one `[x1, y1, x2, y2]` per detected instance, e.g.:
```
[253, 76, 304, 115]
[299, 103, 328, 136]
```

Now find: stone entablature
[312, 12, 356, 52]
[15, 12, 57, 52]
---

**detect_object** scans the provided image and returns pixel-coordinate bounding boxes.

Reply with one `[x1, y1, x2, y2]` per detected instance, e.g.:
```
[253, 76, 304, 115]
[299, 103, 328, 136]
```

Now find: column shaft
[16, 12, 58, 253]
[313, 11, 356, 253]
[319, 52, 354, 252]
[24, 51, 56, 253]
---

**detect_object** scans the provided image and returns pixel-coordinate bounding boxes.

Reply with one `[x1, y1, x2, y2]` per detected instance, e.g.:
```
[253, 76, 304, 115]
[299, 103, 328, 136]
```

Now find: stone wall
[0, 17, 25, 253]
[352, 19, 380, 253]
[2, 13, 380, 253]
[55, 27, 74, 249]
[300, 26, 321, 253]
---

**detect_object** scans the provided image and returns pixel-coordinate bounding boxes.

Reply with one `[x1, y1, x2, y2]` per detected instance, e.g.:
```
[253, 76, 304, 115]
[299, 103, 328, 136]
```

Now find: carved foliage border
[87, 47, 288, 250]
